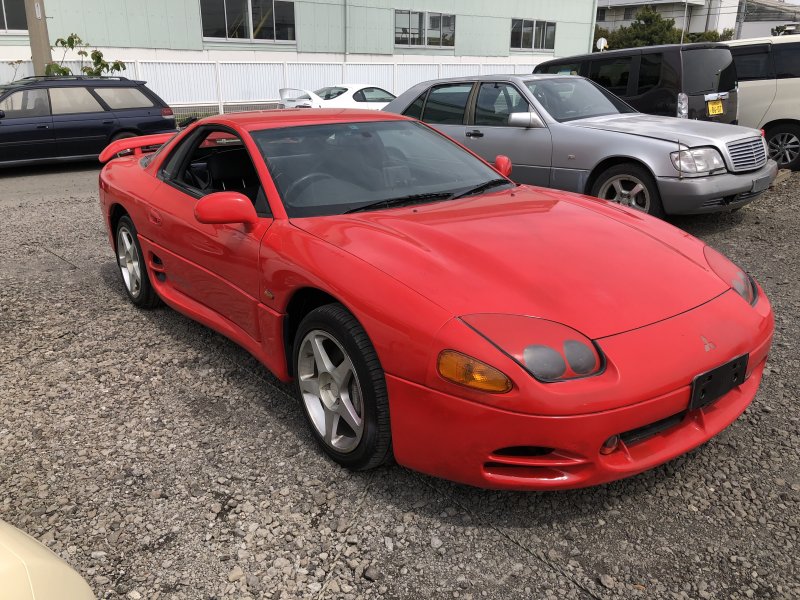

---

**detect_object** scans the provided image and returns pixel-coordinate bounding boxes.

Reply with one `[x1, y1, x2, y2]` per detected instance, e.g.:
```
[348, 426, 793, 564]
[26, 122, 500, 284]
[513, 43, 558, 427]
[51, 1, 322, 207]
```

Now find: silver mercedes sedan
[384, 74, 777, 217]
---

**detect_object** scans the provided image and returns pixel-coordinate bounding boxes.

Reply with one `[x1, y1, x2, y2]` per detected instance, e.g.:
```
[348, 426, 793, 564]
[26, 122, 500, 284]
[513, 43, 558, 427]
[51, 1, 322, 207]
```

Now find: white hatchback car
[279, 84, 396, 110]
[729, 36, 800, 169]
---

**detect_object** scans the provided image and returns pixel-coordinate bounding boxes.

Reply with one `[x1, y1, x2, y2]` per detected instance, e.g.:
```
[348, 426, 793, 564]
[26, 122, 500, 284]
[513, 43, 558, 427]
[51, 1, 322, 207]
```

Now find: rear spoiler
[99, 132, 176, 163]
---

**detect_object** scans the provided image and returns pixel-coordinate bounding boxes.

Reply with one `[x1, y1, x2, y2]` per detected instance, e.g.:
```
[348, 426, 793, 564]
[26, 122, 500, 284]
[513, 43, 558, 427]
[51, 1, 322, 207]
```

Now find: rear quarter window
[773, 43, 800, 78]
[731, 45, 775, 81]
[93, 87, 156, 109]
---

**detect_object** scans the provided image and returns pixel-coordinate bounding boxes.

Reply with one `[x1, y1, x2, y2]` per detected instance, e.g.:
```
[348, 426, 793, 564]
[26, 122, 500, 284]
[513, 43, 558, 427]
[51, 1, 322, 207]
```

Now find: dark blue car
[0, 76, 177, 167]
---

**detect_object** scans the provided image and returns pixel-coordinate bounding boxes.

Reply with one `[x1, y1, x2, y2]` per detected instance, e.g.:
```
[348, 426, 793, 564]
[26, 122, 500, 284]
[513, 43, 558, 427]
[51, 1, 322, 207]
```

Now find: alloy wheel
[117, 226, 142, 298]
[768, 132, 800, 167]
[297, 330, 364, 453]
[597, 175, 651, 213]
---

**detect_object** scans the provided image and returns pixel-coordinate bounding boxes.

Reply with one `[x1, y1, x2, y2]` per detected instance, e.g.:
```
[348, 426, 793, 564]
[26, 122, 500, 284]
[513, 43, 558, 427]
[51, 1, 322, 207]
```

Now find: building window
[200, 0, 295, 42]
[510, 19, 556, 51]
[596, 8, 606, 22]
[623, 6, 638, 20]
[0, 0, 27, 32]
[395, 10, 455, 47]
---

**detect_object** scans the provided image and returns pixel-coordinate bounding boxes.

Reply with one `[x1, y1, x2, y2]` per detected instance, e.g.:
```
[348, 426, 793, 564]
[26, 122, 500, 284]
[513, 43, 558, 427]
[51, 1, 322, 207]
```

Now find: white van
[728, 37, 800, 169]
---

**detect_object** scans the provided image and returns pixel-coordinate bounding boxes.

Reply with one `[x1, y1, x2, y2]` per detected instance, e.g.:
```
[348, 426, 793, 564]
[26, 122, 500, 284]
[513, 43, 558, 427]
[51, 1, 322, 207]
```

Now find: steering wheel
[283, 172, 337, 203]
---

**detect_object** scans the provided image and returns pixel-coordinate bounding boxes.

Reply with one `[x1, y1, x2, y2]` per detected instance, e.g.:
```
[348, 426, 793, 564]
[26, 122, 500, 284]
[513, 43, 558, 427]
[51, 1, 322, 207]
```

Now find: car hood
[293, 187, 728, 339]
[567, 113, 761, 147]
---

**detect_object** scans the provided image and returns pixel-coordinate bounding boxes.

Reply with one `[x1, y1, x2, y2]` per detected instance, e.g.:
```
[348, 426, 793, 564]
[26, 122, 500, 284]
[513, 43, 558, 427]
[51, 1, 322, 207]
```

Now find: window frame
[353, 87, 396, 103]
[0, 88, 51, 118]
[394, 9, 456, 49]
[510, 18, 556, 51]
[201, 0, 296, 44]
[0, 0, 27, 33]
[419, 82, 476, 126]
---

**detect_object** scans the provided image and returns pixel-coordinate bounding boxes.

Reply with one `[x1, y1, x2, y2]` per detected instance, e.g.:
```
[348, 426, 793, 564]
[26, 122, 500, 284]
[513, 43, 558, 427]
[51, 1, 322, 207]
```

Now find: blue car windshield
[252, 120, 507, 217]
[525, 77, 636, 123]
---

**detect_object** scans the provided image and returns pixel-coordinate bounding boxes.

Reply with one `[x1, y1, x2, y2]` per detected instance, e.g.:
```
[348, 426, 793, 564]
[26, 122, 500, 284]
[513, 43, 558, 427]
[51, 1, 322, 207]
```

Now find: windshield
[524, 77, 636, 122]
[682, 48, 736, 94]
[252, 120, 504, 217]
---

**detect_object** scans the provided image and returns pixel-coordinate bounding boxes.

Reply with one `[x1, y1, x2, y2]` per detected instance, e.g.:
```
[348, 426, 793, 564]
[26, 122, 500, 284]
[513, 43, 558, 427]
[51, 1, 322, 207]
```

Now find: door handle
[36, 124, 49, 129]
[102, 120, 114, 125]
[465, 130, 484, 138]
[148, 209, 162, 226]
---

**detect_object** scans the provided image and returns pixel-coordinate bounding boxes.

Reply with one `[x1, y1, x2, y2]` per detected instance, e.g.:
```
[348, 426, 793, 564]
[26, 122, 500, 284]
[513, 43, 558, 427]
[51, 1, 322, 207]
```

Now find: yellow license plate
[707, 100, 724, 116]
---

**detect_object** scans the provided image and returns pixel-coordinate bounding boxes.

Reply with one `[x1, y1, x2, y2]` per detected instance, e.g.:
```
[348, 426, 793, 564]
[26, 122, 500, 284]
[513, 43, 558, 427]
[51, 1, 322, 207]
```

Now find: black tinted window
[773, 43, 800, 78]
[732, 45, 775, 81]
[421, 83, 472, 125]
[637, 53, 663, 94]
[682, 48, 736, 94]
[588, 57, 632, 96]
[402, 91, 426, 119]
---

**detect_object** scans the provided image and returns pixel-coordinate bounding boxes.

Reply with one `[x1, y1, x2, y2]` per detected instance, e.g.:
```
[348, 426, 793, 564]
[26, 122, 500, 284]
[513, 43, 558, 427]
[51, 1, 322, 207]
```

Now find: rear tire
[293, 303, 392, 471]
[115, 215, 160, 309]
[765, 123, 800, 170]
[590, 163, 665, 218]
[110, 131, 137, 143]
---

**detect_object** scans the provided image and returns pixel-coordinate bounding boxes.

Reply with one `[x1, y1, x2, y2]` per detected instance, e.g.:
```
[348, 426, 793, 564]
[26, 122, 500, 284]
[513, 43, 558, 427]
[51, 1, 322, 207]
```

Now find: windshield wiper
[344, 192, 454, 214]
[450, 178, 512, 200]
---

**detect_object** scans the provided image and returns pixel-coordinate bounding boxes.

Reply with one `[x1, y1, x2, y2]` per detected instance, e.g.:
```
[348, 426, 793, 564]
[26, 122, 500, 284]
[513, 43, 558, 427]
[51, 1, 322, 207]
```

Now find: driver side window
[164, 129, 271, 217]
[474, 82, 531, 126]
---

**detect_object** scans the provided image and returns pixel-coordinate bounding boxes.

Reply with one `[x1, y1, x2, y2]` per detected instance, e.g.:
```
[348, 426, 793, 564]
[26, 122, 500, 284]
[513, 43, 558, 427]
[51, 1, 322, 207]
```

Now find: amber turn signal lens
[437, 350, 512, 394]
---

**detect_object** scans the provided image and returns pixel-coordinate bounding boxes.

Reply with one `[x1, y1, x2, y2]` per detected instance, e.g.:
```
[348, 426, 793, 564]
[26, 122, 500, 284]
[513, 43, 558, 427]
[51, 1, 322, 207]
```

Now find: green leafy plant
[44, 33, 125, 76]
[594, 8, 733, 51]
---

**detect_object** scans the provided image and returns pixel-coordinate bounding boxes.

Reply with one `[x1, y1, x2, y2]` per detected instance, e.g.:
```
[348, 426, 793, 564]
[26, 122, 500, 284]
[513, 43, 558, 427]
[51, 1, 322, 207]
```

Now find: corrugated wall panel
[481, 64, 515, 75]
[288, 63, 344, 92]
[514, 64, 537, 74]
[395, 64, 438, 96]
[440, 64, 481, 79]
[342, 64, 393, 92]
[219, 63, 284, 102]
[138, 61, 217, 105]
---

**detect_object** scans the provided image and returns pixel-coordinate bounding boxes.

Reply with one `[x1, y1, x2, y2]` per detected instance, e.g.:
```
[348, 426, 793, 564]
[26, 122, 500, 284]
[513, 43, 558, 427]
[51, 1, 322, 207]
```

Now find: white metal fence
[1, 59, 540, 113]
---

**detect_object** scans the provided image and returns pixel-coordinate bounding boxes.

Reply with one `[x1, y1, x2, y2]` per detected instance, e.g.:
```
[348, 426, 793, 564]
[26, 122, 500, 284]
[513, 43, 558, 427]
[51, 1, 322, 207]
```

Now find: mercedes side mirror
[508, 112, 545, 129]
[195, 192, 258, 225]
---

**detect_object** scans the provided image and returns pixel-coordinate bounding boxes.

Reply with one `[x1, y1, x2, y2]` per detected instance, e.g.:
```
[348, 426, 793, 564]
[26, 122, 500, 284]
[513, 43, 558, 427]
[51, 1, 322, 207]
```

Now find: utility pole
[735, 0, 748, 39]
[24, 0, 52, 76]
[680, 0, 689, 44]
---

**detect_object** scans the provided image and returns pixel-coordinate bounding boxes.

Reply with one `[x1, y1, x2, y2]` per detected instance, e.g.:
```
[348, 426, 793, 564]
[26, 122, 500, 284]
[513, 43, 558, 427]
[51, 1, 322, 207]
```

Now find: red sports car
[98, 109, 773, 490]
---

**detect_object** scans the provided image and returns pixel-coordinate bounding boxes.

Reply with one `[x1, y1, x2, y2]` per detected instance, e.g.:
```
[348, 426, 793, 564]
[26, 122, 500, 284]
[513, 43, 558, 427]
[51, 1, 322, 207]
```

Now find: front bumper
[388, 291, 773, 491]
[657, 159, 778, 215]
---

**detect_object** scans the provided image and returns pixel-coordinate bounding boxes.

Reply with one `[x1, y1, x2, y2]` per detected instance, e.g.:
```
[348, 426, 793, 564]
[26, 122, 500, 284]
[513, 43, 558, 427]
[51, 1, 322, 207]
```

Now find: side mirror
[195, 192, 258, 225]
[508, 112, 545, 129]
[0, 110, 5, 119]
[494, 155, 512, 178]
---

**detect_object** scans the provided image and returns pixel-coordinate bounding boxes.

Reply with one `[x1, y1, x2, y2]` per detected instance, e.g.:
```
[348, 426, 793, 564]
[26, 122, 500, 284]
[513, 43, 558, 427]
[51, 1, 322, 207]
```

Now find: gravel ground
[0, 164, 798, 600]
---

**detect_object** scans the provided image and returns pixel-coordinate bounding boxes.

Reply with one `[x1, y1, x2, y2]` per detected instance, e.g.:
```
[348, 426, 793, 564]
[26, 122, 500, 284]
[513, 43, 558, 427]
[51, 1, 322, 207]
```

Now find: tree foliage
[593, 8, 734, 51]
[44, 33, 125, 77]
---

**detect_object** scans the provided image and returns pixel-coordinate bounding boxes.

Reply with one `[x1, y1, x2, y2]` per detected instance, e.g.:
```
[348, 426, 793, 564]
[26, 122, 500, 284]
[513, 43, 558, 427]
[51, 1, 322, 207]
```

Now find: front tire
[293, 304, 392, 471]
[765, 123, 800, 170]
[115, 215, 159, 309]
[590, 163, 665, 218]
